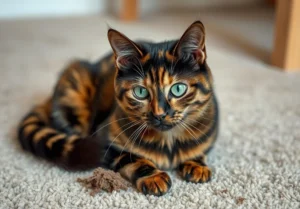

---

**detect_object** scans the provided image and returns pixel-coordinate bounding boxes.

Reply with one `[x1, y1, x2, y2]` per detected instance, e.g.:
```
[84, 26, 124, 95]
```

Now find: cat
[18, 21, 219, 196]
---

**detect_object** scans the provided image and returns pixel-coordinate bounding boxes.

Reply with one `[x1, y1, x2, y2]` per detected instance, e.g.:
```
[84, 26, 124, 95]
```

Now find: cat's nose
[153, 112, 167, 121]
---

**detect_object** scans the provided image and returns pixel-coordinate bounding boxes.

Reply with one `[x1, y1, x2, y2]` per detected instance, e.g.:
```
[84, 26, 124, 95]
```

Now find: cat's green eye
[133, 86, 149, 100]
[170, 83, 187, 98]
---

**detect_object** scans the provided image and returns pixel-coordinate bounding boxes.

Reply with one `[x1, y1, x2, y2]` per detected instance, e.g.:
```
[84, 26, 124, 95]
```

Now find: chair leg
[120, 0, 138, 21]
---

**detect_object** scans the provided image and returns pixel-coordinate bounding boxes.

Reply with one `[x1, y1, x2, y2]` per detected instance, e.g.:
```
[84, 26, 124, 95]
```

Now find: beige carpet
[0, 8, 300, 209]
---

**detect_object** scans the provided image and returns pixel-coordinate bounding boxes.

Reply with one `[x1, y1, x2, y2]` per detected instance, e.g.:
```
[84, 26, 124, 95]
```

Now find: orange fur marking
[23, 124, 39, 138]
[62, 135, 81, 157]
[46, 134, 67, 149]
[22, 116, 40, 126]
[141, 54, 151, 64]
[165, 51, 176, 62]
[179, 161, 211, 183]
[151, 99, 164, 116]
[33, 128, 57, 143]
[136, 171, 171, 196]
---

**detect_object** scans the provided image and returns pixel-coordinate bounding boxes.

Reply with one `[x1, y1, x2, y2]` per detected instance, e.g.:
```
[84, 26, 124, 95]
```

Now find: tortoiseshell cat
[18, 21, 219, 196]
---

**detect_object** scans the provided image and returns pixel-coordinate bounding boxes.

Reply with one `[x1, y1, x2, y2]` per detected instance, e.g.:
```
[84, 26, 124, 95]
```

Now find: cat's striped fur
[18, 21, 219, 196]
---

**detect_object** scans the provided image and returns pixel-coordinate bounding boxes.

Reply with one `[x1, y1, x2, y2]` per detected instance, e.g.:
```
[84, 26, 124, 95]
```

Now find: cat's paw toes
[179, 162, 212, 183]
[136, 171, 172, 196]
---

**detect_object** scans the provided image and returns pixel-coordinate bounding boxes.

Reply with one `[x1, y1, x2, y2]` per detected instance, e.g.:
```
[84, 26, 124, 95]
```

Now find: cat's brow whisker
[171, 59, 179, 74]
[137, 58, 145, 75]
[131, 62, 144, 78]
[136, 56, 145, 75]
[131, 56, 145, 78]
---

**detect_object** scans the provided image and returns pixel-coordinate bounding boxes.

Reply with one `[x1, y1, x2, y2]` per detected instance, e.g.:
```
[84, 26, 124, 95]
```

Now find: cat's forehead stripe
[143, 66, 173, 87]
[158, 50, 164, 58]
[158, 67, 164, 86]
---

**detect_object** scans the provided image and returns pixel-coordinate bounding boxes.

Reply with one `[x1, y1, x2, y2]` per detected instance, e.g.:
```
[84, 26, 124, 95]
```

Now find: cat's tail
[18, 99, 105, 170]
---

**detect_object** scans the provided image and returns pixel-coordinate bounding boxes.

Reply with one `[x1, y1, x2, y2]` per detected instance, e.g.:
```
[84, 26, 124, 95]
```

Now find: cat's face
[108, 21, 213, 132]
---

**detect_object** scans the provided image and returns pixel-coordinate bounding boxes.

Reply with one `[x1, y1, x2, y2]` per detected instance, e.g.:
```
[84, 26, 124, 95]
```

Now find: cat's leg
[51, 61, 97, 136]
[111, 151, 172, 196]
[177, 155, 212, 183]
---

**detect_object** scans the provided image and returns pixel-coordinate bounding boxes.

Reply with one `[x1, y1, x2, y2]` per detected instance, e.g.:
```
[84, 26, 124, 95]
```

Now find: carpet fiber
[0, 8, 300, 209]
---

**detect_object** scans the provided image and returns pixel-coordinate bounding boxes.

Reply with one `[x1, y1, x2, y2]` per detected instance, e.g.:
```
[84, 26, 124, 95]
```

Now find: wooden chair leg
[120, 0, 138, 21]
[271, 0, 300, 71]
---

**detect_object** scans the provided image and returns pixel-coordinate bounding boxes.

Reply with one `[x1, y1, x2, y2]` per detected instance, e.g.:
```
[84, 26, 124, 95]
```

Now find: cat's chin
[152, 123, 174, 132]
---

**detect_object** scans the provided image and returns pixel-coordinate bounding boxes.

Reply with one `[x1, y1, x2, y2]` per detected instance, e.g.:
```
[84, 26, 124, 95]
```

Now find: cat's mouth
[147, 115, 182, 132]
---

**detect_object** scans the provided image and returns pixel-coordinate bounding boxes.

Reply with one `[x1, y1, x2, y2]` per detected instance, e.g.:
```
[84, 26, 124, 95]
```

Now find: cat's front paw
[179, 161, 212, 183]
[136, 171, 172, 196]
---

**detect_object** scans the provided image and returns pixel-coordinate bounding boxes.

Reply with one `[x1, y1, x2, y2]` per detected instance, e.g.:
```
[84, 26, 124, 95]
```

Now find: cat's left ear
[108, 29, 144, 69]
[173, 21, 206, 64]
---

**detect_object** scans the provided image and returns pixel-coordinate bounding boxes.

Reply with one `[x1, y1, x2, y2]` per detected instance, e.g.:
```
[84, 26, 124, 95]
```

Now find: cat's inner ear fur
[108, 29, 143, 69]
[173, 21, 206, 64]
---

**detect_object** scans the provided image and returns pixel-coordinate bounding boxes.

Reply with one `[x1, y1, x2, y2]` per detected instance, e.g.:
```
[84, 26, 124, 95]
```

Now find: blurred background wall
[0, 0, 106, 18]
[0, 0, 264, 19]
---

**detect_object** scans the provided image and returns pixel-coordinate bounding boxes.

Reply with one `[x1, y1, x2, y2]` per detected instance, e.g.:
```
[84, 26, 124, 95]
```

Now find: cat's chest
[130, 130, 209, 170]
[108, 117, 215, 170]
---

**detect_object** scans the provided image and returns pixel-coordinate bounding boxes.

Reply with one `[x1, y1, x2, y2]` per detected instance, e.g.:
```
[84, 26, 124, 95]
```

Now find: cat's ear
[173, 21, 206, 64]
[108, 29, 143, 69]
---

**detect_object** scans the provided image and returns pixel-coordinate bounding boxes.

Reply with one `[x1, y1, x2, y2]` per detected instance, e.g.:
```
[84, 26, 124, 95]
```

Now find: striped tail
[18, 99, 104, 170]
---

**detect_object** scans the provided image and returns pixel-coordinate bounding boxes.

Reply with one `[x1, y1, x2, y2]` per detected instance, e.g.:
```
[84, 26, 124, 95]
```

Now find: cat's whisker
[132, 123, 147, 147]
[185, 114, 215, 127]
[179, 122, 200, 145]
[181, 121, 200, 145]
[127, 122, 146, 148]
[89, 116, 135, 137]
[103, 120, 140, 159]
[129, 123, 147, 161]
[186, 112, 215, 122]
[182, 120, 208, 143]
[178, 122, 198, 145]
[137, 125, 148, 149]
[118, 122, 146, 160]
[184, 117, 212, 129]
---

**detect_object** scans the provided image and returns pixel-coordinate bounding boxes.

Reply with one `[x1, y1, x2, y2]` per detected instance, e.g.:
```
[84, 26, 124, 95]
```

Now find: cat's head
[108, 21, 213, 132]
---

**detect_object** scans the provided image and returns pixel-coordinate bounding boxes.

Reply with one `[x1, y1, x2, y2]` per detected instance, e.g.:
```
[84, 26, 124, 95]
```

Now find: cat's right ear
[108, 29, 143, 69]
